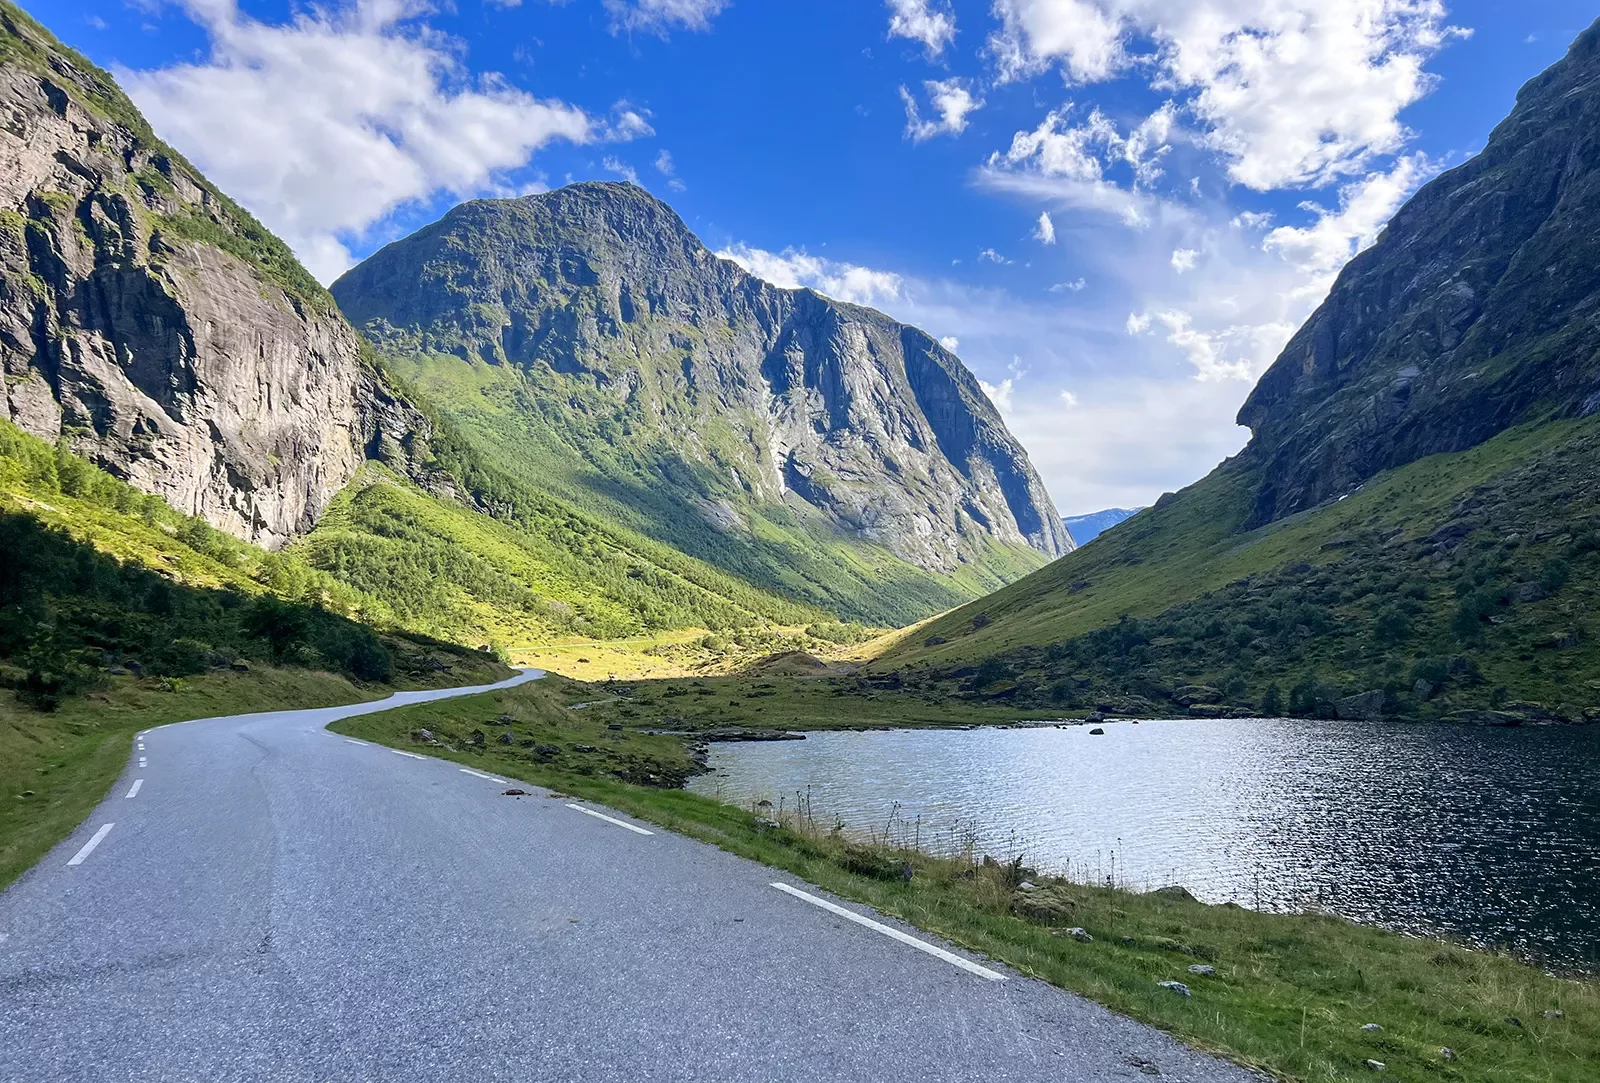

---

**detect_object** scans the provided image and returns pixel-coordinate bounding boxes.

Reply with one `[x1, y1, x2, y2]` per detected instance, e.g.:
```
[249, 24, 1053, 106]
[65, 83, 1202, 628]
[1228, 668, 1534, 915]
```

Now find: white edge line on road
[344, 738, 369, 746]
[124, 779, 143, 799]
[565, 803, 654, 835]
[769, 882, 1007, 982]
[390, 749, 426, 760]
[460, 768, 507, 784]
[67, 823, 116, 867]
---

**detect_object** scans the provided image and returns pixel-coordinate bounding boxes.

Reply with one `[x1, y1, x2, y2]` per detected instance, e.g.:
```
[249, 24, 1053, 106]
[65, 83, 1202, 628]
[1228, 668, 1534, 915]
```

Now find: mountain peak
[333, 186, 1071, 615]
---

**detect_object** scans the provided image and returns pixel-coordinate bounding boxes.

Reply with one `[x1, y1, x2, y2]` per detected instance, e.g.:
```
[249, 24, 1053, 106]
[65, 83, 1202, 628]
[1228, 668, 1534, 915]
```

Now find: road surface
[0, 670, 1258, 1082]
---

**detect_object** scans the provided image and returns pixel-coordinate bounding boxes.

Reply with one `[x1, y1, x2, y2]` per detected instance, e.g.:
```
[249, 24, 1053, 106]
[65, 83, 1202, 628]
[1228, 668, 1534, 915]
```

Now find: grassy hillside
[380, 348, 1045, 626]
[873, 415, 1600, 722]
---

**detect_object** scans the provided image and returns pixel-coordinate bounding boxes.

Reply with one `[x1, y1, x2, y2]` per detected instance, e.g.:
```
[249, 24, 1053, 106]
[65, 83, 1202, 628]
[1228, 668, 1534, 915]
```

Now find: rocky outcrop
[0, 5, 426, 547]
[1237, 17, 1600, 528]
[332, 182, 1071, 574]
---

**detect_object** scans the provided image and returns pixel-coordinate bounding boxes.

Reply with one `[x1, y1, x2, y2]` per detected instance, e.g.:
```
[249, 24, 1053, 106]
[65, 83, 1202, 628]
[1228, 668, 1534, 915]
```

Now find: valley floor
[329, 674, 1598, 1083]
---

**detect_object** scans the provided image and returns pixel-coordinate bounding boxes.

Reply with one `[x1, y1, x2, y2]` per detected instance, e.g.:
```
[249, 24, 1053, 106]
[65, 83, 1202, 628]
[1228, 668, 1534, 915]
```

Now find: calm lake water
[689, 718, 1600, 971]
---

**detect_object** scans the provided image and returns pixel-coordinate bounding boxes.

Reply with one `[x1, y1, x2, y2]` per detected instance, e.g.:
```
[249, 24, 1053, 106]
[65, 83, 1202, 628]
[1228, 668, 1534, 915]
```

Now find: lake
[689, 718, 1600, 971]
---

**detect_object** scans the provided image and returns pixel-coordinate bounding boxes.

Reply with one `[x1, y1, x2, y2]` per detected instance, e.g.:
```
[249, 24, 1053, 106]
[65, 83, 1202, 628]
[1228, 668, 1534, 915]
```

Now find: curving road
[0, 669, 1258, 1082]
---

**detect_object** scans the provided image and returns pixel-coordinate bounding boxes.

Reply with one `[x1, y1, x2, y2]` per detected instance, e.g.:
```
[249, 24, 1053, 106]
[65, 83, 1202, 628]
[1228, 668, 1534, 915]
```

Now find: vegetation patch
[877, 417, 1600, 723]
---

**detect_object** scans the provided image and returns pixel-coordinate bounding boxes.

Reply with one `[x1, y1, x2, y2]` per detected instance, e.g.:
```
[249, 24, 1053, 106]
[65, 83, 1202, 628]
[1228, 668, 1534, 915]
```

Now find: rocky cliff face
[333, 182, 1070, 574]
[0, 5, 425, 547]
[1237, 18, 1600, 528]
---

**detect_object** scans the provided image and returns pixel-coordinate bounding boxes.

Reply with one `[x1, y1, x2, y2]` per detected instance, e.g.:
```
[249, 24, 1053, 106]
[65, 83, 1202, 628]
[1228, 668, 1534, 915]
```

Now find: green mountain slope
[331, 182, 1066, 626]
[877, 22, 1600, 724]
[0, 4, 874, 676]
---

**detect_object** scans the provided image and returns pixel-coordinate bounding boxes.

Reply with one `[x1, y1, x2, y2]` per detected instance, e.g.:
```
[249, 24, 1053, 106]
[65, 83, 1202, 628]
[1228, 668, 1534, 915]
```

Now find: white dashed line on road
[138, 758, 147, 768]
[125, 779, 143, 799]
[769, 882, 1007, 982]
[390, 749, 426, 760]
[566, 803, 654, 835]
[460, 768, 507, 784]
[67, 824, 116, 867]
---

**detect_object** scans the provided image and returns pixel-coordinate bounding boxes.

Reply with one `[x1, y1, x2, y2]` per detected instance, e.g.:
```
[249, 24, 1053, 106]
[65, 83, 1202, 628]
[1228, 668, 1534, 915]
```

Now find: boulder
[1335, 690, 1387, 721]
[1187, 964, 1216, 977]
[1174, 685, 1223, 706]
[1157, 981, 1191, 997]
[1010, 884, 1079, 925]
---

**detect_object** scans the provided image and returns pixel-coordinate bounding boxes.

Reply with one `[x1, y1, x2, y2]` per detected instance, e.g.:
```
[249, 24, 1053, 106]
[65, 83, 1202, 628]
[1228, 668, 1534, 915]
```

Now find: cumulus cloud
[605, 0, 729, 35]
[603, 104, 655, 140]
[979, 377, 1015, 413]
[1034, 210, 1056, 244]
[886, 0, 957, 58]
[987, 0, 1458, 190]
[718, 243, 904, 306]
[1169, 247, 1196, 272]
[602, 156, 640, 183]
[1060, 390, 1079, 407]
[940, 335, 960, 351]
[122, 0, 590, 282]
[979, 103, 1176, 227]
[900, 78, 983, 141]
[1263, 153, 1436, 282]
[978, 247, 1012, 264]
[1125, 311, 1152, 334]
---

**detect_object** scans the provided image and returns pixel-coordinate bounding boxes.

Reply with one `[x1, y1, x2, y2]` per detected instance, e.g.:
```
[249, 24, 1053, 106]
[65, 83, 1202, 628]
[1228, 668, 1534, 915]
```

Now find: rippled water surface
[689, 719, 1600, 969]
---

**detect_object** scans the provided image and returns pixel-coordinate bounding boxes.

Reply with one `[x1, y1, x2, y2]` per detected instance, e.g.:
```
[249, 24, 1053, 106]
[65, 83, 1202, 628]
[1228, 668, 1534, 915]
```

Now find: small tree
[1260, 682, 1283, 717]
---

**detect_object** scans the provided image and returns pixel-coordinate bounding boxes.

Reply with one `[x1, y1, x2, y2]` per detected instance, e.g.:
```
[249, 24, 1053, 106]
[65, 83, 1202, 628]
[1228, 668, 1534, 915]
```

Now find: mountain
[0, 3, 873, 699]
[874, 21, 1600, 724]
[1063, 507, 1142, 546]
[0, 2, 435, 548]
[331, 182, 1071, 624]
[1236, 19, 1600, 529]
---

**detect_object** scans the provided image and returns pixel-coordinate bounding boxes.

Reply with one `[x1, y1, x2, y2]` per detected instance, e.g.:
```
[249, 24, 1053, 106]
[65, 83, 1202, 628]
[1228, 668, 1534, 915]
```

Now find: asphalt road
[0, 670, 1259, 1082]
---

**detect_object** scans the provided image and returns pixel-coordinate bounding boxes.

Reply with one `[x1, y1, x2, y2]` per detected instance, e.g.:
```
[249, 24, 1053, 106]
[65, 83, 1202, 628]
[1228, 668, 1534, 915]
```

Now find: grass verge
[0, 659, 508, 891]
[336, 678, 1599, 1083]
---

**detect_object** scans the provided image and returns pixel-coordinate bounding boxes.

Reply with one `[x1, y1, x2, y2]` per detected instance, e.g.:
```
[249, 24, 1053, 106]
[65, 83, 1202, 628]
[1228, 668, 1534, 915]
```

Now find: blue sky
[32, 0, 1599, 516]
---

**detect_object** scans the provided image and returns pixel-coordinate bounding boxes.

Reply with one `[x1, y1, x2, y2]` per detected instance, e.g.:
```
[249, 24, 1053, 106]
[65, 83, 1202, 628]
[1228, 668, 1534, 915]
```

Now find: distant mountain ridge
[332, 182, 1071, 623]
[1063, 507, 1142, 546]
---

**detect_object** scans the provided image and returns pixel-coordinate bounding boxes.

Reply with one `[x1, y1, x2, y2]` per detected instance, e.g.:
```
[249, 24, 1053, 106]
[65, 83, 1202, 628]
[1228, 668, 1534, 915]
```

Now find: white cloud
[654, 148, 687, 191]
[978, 247, 1011, 264]
[886, 0, 957, 58]
[122, 0, 590, 283]
[1033, 210, 1056, 244]
[605, 0, 728, 34]
[604, 104, 655, 141]
[901, 78, 983, 141]
[979, 103, 1176, 228]
[717, 243, 904, 306]
[1125, 312, 1152, 334]
[1170, 247, 1197, 272]
[1050, 278, 1086, 292]
[979, 377, 1015, 413]
[1262, 153, 1435, 282]
[1060, 390, 1079, 407]
[987, 0, 1458, 190]
[602, 156, 640, 183]
[940, 335, 960, 351]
